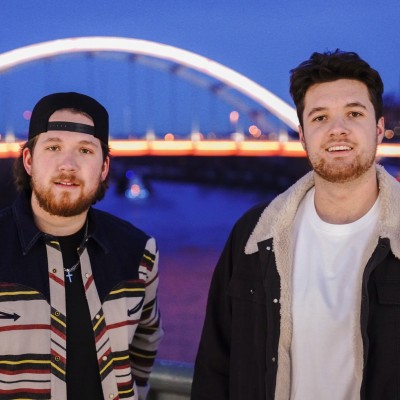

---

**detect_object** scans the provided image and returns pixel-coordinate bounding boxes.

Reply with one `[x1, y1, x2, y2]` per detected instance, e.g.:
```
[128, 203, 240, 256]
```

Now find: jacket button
[108, 394, 115, 399]
[54, 311, 60, 316]
[272, 357, 276, 362]
[266, 246, 271, 251]
[250, 288, 255, 295]
[85, 273, 90, 279]
[95, 314, 101, 320]
[102, 355, 108, 361]
[55, 356, 60, 362]
[273, 298, 279, 304]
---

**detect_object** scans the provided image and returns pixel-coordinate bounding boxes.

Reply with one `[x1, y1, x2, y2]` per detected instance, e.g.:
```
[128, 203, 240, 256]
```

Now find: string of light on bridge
[0, 37, 399, 158]
[0, 139, 399, 158]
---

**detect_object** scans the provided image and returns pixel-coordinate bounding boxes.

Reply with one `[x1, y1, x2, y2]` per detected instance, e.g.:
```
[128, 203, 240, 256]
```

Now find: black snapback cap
[28, 92, 109, 144]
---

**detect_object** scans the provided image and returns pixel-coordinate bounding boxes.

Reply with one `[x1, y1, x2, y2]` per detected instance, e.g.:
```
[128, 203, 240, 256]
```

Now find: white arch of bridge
[0, 36, 299, 131]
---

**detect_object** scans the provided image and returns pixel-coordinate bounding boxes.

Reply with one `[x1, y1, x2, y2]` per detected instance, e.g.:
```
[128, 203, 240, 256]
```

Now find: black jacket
[192, 166, 400, 400]
[0, 192, 163, 399]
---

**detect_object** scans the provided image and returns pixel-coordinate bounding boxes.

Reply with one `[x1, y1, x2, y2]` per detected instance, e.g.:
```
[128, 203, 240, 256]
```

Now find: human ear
[101, 156, 110, 181]
[298, 125, 306, 149]
[376, 117, 385, 144]
[22, 148, 33, 176]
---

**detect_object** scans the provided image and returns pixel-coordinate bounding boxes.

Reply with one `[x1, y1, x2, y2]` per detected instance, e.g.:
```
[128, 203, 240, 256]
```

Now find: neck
[31, 194, 89, 236]
[313, 167, 379, 224]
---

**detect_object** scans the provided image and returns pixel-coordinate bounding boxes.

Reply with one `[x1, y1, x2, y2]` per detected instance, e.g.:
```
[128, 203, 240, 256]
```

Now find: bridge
[0, 37, 399, 159]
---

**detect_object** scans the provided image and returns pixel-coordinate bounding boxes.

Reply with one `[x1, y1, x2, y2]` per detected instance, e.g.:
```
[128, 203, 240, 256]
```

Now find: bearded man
[0, 92, 163, 400]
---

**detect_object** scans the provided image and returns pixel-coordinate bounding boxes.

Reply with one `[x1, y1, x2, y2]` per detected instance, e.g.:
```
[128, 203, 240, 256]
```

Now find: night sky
[1, 0, 399, 135]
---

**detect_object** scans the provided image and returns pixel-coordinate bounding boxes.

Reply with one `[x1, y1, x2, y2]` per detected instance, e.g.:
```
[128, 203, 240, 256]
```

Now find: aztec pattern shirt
[0, 192, 163, 400]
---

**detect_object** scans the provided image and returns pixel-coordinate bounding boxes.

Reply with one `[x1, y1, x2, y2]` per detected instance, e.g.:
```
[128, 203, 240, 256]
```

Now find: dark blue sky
[1, 0, 399, 135]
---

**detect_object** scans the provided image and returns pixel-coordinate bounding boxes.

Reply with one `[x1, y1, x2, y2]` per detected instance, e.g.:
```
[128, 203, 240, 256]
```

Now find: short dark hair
[289, 49, 384, 128]
[13, 136, 111, 203]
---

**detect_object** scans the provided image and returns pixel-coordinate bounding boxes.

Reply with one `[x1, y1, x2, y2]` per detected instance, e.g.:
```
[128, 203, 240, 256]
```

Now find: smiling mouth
[327, 145, 353, 152]
[55, 181, 79, 187]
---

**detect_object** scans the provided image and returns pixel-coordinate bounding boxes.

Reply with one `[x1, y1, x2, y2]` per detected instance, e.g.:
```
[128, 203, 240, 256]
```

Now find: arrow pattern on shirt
[128, 297, 144, 317]
[0, 311, 20, 321]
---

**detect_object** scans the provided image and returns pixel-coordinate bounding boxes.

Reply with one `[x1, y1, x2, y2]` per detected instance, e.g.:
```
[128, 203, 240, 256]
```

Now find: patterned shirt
[0, 192, 163, 400]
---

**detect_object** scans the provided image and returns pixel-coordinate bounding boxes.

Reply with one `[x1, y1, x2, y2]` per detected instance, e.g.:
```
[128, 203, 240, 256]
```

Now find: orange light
[249, 125, 261, 138]
[164, 133, 175, 141]
[110, 140, 149, 156]
[1, 141, 400, 158]
[130, 184, 141, 196]
[229, 111, 239, 124]
[23, 110, 32, 120]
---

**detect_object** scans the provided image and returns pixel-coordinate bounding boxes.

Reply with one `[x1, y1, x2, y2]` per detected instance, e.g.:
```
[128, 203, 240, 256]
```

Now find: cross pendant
[66, 271, 73, 283]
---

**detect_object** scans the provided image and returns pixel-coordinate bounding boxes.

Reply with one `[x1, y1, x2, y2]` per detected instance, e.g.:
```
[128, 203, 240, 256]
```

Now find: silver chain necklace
[64, 220, 89, 283]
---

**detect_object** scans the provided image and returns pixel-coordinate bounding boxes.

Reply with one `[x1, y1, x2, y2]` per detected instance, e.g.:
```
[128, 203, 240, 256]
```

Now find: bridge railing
[148, 359, 194, 400]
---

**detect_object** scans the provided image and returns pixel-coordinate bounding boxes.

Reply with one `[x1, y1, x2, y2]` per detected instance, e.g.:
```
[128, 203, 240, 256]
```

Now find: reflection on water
[95, 180, 270, 255]
[95, 179, 272, 362]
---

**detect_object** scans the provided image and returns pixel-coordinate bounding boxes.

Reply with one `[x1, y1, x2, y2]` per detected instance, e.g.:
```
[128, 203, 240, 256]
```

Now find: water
[95, 180, 269, 362]
[95, 179, 268, 255]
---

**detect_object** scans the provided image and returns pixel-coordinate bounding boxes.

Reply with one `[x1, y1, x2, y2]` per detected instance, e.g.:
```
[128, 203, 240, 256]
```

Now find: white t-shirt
[290, 188, 380, 400]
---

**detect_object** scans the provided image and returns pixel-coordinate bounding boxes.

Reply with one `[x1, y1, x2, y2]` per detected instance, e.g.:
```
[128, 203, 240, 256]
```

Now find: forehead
[304, 79, 371, 108]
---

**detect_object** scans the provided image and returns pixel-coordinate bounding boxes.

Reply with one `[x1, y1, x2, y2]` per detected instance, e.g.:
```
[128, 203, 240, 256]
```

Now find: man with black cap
[0, 92, 163, 400]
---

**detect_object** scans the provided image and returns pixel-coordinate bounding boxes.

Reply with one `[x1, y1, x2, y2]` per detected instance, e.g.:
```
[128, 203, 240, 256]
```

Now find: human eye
[80, 147, 94, 154]
[349, 111, 363, 118]
[311, 115, 326, 122]
[46, 145, 60, 151]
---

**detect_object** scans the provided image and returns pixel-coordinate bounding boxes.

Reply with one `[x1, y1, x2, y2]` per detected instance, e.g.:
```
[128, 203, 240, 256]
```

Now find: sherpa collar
[245, 165, 400, 259]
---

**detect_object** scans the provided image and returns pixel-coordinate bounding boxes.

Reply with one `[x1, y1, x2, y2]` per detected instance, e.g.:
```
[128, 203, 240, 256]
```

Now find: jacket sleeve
[130, 237, 164, 398]
[191, 229, 235, 400]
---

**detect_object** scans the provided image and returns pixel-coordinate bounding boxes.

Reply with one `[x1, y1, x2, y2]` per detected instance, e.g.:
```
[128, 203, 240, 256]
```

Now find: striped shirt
[0, 193, 163, 400]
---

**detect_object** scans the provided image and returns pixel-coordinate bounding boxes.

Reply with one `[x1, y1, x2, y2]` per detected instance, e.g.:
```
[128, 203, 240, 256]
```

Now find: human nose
[328, 116, 349, 136]
[58, 151, 79, 172]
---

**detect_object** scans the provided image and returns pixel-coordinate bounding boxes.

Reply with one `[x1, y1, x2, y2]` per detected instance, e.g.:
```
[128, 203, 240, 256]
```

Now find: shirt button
[52, 268, 57, 273]
[102, 355, 108, 361]
[273, 298, 279, 304]
[109, 394, 115, 399]
[85, 273, 90, 279]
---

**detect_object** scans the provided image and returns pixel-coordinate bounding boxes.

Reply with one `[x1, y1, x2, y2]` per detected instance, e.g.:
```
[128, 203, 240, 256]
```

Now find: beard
[305, 141, 377, 184]
[31, 173, 103, 217]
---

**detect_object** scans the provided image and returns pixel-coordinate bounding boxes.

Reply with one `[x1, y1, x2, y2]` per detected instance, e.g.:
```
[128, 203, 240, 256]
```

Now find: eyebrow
[345, 102, 367, 110]
[306, 102, 368, 118]
[41, 137, 99, 147]
[307, 107, 326, 118]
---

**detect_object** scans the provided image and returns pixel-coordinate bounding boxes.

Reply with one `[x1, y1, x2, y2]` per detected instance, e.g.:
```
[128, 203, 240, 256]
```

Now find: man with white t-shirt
[191, 50, 400, 400]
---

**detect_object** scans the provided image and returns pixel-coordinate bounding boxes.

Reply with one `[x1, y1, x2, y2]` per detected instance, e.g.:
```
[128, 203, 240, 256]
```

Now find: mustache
[53, 173, 82, 184]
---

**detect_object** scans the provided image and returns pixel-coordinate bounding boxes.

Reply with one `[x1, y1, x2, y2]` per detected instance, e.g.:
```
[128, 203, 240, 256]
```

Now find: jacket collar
[245, 165, 400, 259]
[13, 192, 109, 255]
[12, 192, 43, 255]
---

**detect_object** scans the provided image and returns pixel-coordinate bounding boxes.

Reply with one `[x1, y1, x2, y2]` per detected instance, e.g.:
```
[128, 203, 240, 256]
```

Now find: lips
[55, 181, 79, 186]
[54, 174, 80, 187]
